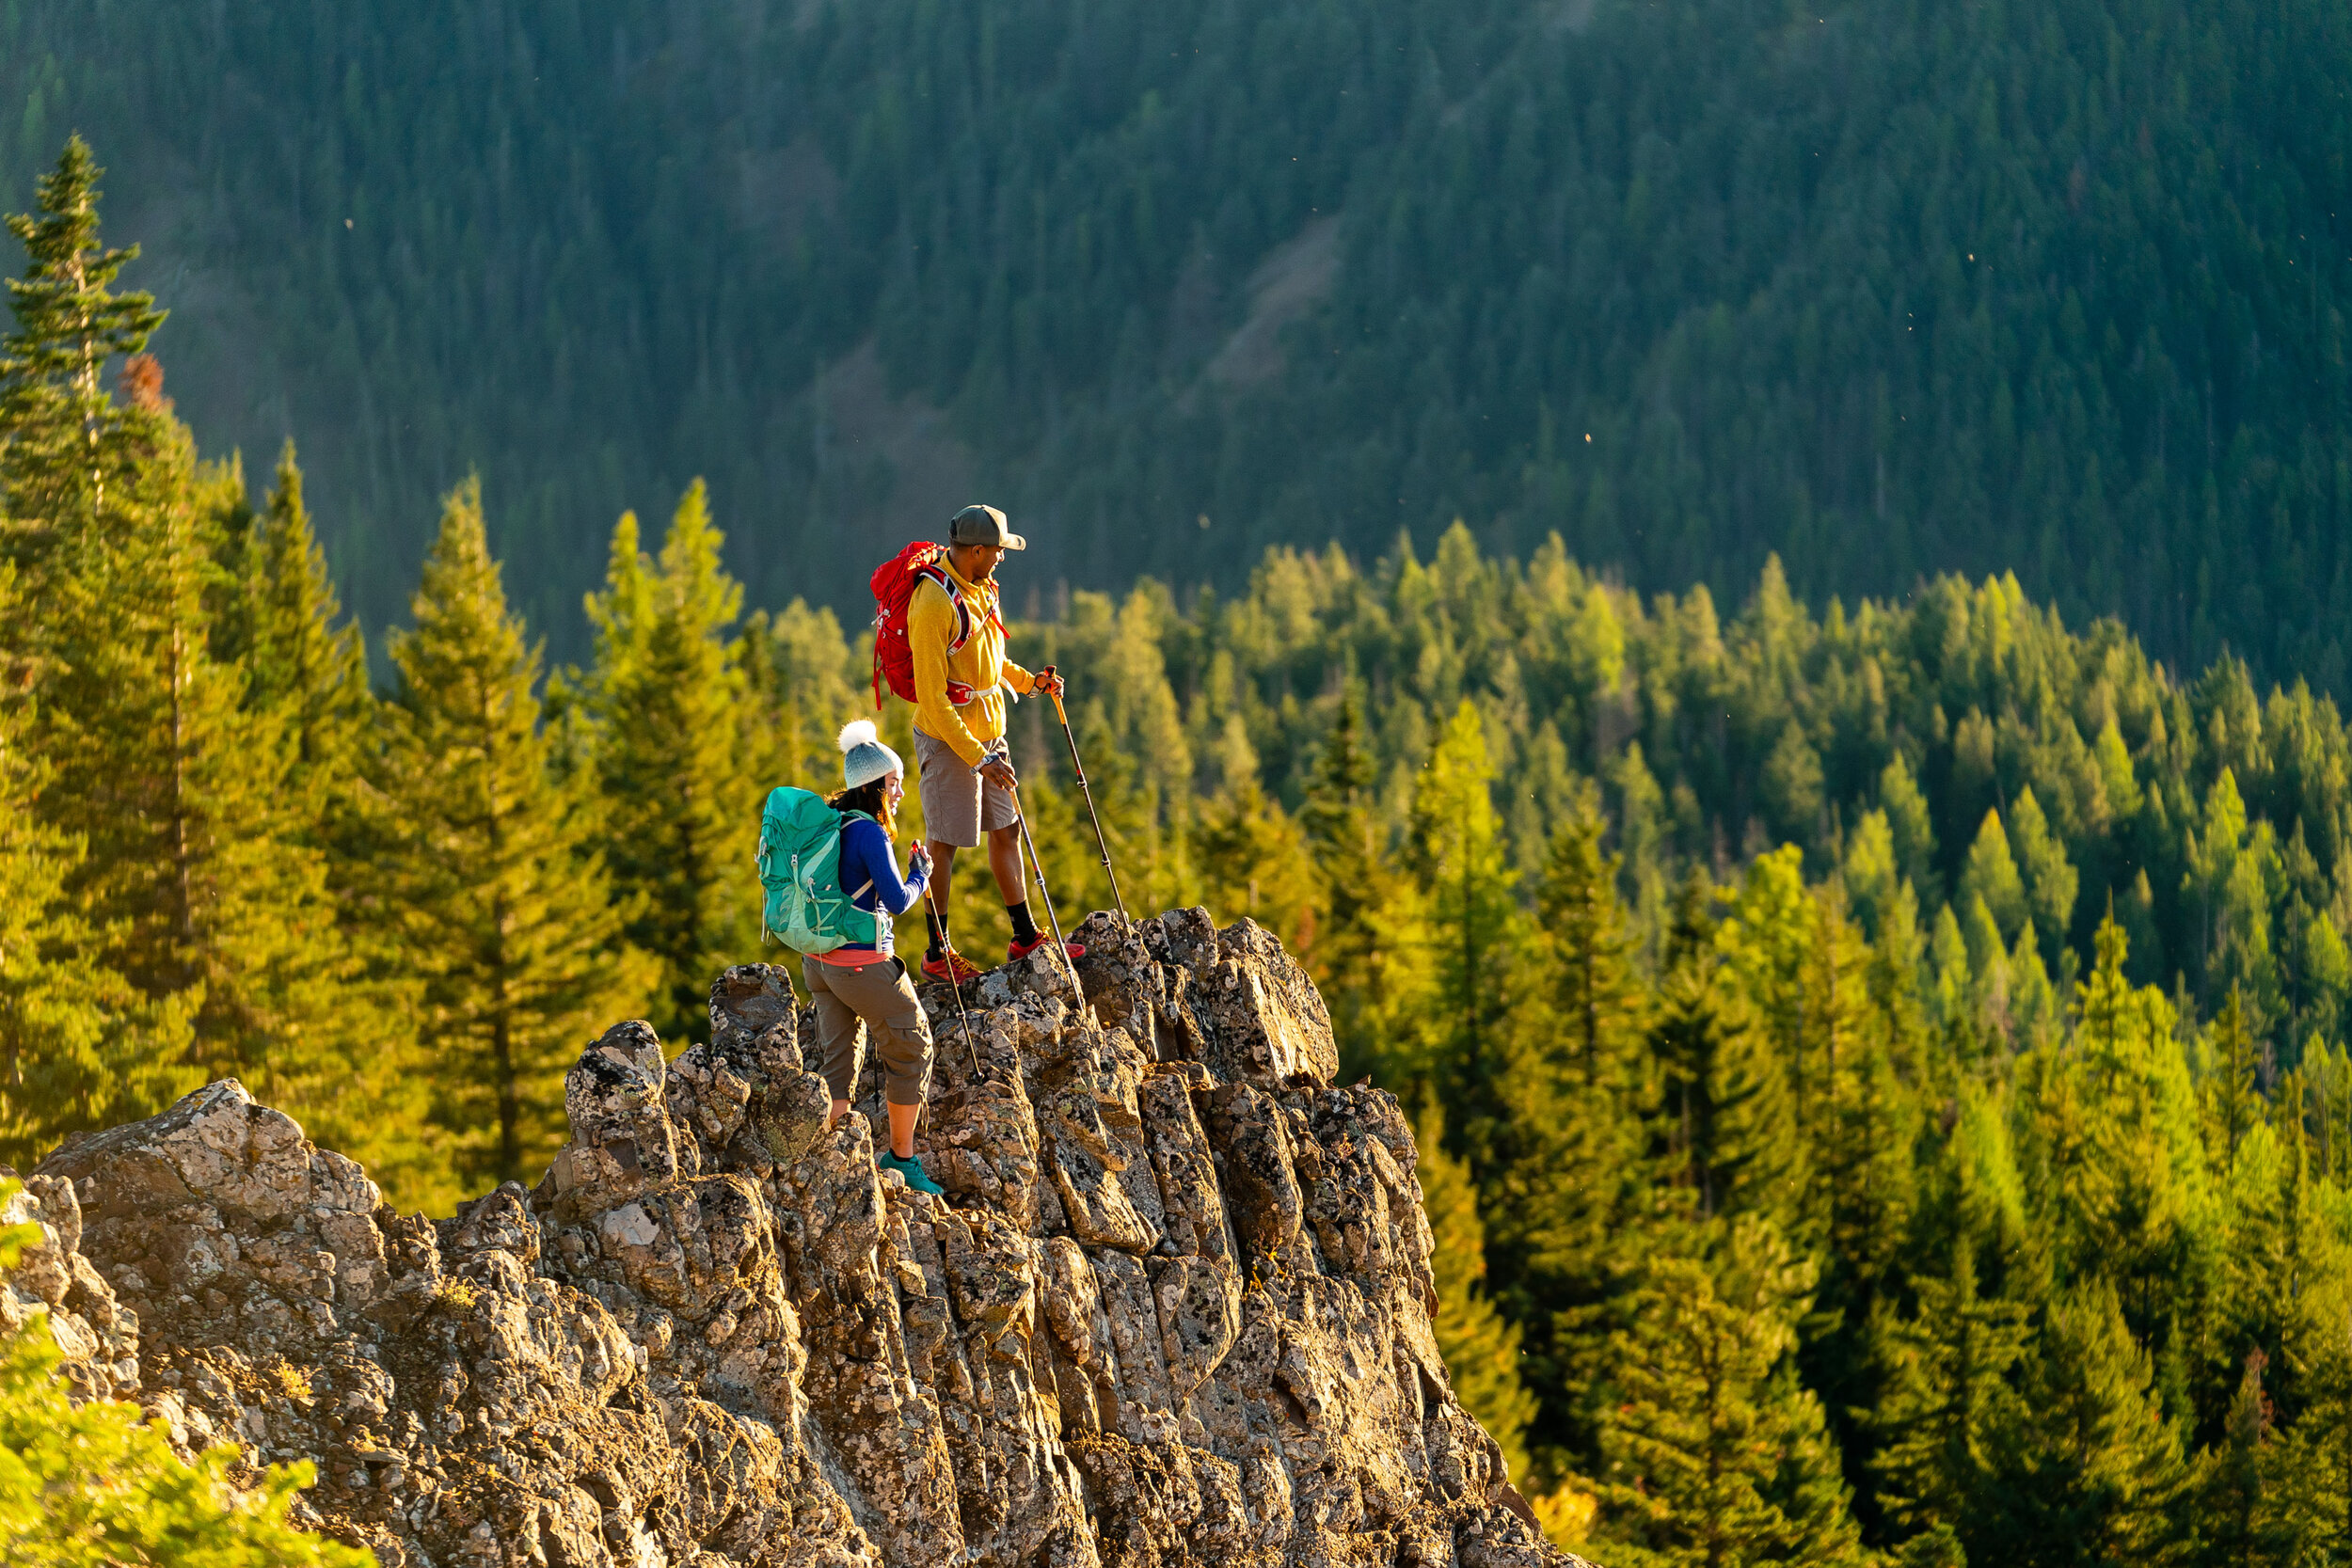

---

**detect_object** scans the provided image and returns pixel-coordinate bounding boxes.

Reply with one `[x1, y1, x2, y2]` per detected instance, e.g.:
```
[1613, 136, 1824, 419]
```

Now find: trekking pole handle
[1039, 665, 1070, 722]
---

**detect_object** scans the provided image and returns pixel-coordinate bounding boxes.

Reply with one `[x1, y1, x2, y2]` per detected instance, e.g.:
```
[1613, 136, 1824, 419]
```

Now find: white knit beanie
[837, 719, 904, 790]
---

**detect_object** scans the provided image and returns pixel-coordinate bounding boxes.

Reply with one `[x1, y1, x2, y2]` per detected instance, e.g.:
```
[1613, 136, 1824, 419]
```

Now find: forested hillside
[5, 0, 2349, 684]
[12, 150, 2352, 1560]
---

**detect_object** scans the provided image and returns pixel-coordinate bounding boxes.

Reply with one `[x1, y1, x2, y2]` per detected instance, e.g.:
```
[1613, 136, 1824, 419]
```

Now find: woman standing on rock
[805, 721, 946, 1196]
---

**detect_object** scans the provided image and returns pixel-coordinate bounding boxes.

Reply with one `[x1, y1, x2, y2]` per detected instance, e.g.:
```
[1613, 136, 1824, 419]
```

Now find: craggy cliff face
[6, 908, 1582, 1568]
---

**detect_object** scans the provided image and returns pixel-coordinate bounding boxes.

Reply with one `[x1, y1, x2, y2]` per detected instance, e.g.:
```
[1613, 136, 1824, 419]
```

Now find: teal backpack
[755, 787, 883, 953]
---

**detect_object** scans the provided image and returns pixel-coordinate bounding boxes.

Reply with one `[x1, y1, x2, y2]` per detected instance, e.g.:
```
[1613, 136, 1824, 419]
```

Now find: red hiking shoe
[1008, 932, 1086, 964]
[922, 949, 984, 984]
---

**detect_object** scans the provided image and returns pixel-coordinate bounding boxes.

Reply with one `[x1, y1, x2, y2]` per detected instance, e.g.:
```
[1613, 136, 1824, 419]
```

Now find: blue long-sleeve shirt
[835, 816, 927, 956]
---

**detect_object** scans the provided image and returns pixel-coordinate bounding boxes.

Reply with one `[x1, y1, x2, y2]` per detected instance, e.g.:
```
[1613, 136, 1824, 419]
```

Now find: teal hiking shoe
[879, 1151, 946, 1197]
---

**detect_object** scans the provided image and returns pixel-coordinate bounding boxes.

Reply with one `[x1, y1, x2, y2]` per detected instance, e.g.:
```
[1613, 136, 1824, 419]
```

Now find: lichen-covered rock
[0, 1171, 140, 1403]
[16, 912, 1594, 1568]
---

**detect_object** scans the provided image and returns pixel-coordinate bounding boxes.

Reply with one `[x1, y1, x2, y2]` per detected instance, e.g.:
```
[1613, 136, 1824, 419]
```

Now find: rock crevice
[8, 908, 1581, 1568]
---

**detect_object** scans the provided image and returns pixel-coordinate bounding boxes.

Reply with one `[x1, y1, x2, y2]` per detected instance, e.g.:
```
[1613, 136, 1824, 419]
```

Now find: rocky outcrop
[8, 908, 1584, 1568]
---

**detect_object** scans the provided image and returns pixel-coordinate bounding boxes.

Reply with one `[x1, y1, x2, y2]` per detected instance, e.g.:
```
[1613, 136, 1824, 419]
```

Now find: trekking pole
[919, 870, 983, 1079]
[1042, 673, 1129, 924]
[977, 742, 1084, 995]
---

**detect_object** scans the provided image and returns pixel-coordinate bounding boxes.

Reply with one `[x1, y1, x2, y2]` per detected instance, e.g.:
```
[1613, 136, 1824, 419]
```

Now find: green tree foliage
[1298, 692, 1408, 1078]
[0, 567, 188, 1167]
[1534, 801, 1647, 1093]
[2205, 985, 2262, 1174]
[1, 151, 372, 1164]
[237, 443, 370, 823]
[1593, 1219, 1871, 1568]
[1191, 780, 1318, 958]
[0, 136, 162, 584]
[1868, 1243, 2035, 1548]
[373, 481, 652, 1196]
[2012, 1280, 2190, 1564]
[34, 415, 335, 1088]
[1647, 876, 1773, 1224]
[570, 483, 760, 1043]
[1409, 702, 1528, 1183]
[1415, 1111, 1539, 1485]
[1959, 812, 2029, 946]
[0, 1182, 371, 1565]
[2008, 789, 2077, 966]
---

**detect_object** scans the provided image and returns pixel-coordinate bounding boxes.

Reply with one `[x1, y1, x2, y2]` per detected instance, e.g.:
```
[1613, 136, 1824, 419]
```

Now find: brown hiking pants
[802, 954, 934, 1107]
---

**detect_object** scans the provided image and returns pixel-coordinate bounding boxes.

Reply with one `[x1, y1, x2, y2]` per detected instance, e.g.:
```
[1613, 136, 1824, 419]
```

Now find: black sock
[926, 909, 945, 958]
[1008, 899, 1040, 943]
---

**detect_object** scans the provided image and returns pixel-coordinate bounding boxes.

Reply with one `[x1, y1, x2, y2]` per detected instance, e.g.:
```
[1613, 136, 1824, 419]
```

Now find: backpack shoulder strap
[913, 562, 977, 653]
[836, 809, 878, 899]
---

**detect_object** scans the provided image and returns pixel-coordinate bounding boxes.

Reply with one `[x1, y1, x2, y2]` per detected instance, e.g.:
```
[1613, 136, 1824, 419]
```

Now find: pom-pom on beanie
[838, 719, 904, 790]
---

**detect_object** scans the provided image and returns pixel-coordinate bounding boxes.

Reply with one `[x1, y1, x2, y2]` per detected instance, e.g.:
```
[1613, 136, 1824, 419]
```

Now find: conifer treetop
[1, 135, 165, 407]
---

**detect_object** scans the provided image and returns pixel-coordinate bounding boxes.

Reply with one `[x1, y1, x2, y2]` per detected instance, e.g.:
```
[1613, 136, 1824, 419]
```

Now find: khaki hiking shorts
[914, 726, 1020, 848]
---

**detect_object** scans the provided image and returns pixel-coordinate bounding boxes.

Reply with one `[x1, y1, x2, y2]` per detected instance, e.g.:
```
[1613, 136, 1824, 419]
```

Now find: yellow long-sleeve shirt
[909, 555, 1034, 766]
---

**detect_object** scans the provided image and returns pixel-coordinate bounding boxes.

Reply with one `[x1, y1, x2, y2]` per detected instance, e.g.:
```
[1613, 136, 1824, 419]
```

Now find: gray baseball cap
[949, 503, 1026, 551]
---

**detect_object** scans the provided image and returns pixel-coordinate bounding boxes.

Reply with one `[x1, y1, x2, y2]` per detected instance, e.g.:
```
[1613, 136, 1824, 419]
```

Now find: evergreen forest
[3, 0, 2349, 689]
[12, 141, 2352, 1563]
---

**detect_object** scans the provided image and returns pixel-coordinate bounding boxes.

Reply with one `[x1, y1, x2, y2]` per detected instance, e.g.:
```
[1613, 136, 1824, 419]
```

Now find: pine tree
[1879, 753, 1940, 904]
[2187, 1349, 2287, 1568]
[0, 136, 165, 588]
[1074, 711, 1179, 917]
[1868, 1241, 2034, 1548]
[1649, 872, 1786, 1224]
[1959, 810, 2029, 944]
[1416, 1107, 1539, 1483]
[1534, 800, 1647, 1091]
[1301, 691, 1401, 1075]
[239, 443, 370, 822]
[1021, 699, 1179, 928]
[2265, 1313, 2352, 1561]
[0, 566, 191, 1167]
[2, 149, 408, 1185]
[735, 608, 800, 786]
[575, 483, 756, 1043]
[375, 479, 652, 1192]
[1800, 885, 1873, 1209]
[224, 446, 440, 1200]
[1593, 1217, 1871, 1568]
[1409, 700, 1527, 1184]
[1192, 779, 1319, 954]
[2040, 913, 2201, 1338]
[1711, 849, 1817, 1237]
[1995, 1279, 2190, 1567]
[33, 393, 363, 1124]
[1808, 883, 1921, 1461]
[2009, 787, 2078, 961]
[1488, 800, 1657, 1461]
[2206, 983, 2261, 1174]
[1840, 809, 1902, 938]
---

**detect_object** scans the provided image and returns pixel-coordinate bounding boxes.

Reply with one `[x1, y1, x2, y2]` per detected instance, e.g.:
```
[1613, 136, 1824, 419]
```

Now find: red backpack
[869, 541, 977, 708]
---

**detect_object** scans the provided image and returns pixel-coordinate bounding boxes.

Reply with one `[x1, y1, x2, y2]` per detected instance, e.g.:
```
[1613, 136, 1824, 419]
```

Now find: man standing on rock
[908, 504, 1084, 981]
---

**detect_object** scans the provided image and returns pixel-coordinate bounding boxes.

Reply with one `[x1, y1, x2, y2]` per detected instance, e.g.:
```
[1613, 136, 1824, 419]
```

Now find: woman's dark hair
[827, 776, 899, 839]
